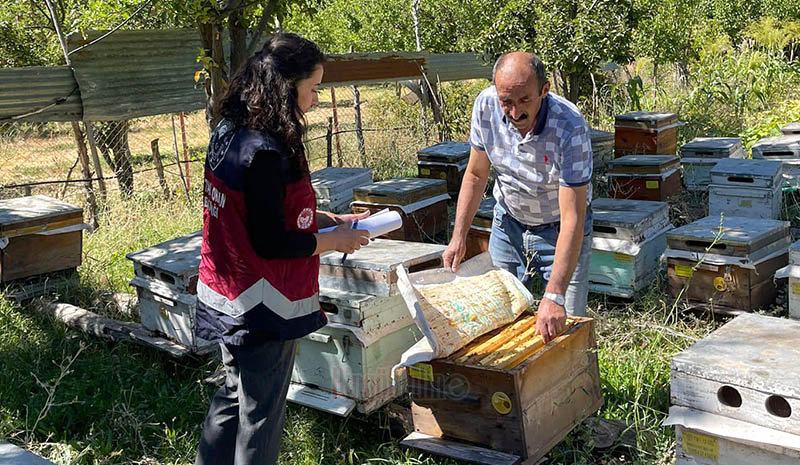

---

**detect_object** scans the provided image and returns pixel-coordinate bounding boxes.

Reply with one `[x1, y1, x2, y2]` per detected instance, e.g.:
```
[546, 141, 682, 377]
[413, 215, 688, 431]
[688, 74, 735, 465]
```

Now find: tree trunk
[567, 72, 581, 103]
[677, 62, 689, 88]
[199, 22, 228, 130]
[652, 62, 659, 110]
[229, 9, 247, 76]
[95, 121, 134, 198]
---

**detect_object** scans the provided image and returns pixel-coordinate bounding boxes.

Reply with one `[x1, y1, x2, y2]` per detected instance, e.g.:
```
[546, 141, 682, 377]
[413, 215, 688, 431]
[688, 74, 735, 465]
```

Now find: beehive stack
[680, 137, 746, 191]
[708, 158, 783, 220]
[667, 314, 800, 464]
[782, 122, 800, 136]
[311, 167, 373, 214]
[607, 155, 681, 201]
[666, 216, 790, 311]
[751, 135, 800, 187]
[289, 239, 446, 416]
[614, 111, 678, 157]
[588, 198, 673, 298]
[590, 129, 615, 171]
[417, 141, 470, 196]
[775, 239, 800, 320]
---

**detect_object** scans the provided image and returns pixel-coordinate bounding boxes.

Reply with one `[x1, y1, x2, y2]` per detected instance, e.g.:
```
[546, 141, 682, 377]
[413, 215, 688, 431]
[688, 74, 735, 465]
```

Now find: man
[442, 51, 593, 343]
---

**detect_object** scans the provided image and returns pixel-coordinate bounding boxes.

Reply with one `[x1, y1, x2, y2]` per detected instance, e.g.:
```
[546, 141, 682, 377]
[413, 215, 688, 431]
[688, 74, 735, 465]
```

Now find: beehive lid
[126, 231, 202, 276]
[680, 137, 744, 158]
[591, 198, 669, 240]
[311, 167, 373, 198]
[671, 313, 800, 399]
[590, 129, 614, 144]
[417, 141, 470, 163]
[615, 111, 678, 129]
[353, 178, 448, 205]
[710, 158, 782, 181]
[607, 155, 679, 174]
[0, 195, 83, 234]
[782, 122, 800, 135]
[666, 216, 789, 257]
[790, 239, 800, 265]
[751, 135, 800, 159]
[319, 238, 445, 271]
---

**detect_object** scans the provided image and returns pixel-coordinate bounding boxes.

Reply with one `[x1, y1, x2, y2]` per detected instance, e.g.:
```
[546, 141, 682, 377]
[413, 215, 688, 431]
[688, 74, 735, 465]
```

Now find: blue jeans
[488, 202, 593, 317]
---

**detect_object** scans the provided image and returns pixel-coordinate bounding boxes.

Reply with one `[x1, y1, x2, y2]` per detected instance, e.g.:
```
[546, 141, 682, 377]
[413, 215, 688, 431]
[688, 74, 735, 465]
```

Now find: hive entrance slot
[717, 385, 742, 408]
[766, 151, 795, 159]
[766, 395, 792, 418]
[142, 266, 155, 277]
[593, 225, 618, 235]
[160, 273, 175, 285]
[685, 240, 727, 251]
[319, 302, 339, 314]
[727, 176, 754, 183]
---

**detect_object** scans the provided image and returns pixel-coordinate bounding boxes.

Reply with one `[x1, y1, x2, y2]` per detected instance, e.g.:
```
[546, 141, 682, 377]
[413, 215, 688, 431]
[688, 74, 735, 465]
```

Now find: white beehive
[680, 137, 745, 191]
[666, 314, 800, 464]
[311, 167, 373, 214]
[751, 135, 800, 187]
[708, 158, 783, 220]
[775, 239, 800, 320]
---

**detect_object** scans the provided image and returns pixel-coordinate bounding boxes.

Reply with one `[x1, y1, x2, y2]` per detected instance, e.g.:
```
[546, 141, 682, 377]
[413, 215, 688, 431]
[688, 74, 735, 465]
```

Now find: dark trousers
[195, 338, 297, 465]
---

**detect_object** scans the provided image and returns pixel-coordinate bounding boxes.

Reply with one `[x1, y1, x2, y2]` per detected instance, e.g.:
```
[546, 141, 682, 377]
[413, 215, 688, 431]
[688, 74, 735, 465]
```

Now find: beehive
[126, 231, 212, 351]
[782, 122, 800, 136]
[405, 315, 602, 463]
[709, 158, 783, 220]
[614, 111, 678, 157]
[589, 198, 672, 297]
[590, 129, 615, 171]
[318, 238, 445, 297]
[775, 239, 800, 320]
[464, 197, 496, 260]
[417, 141, 470, 195]
[290, 288, 422, 416]
[607, 155, 681, 201]
[667, 314, 800, 464]
[0, 195, 85, 283]
[352, 178, 449, 242]
[666, 216, 790, 311]
[751, 135, 800, 187]
[680, 137, 746, 191]
[311, 167, 373, 214]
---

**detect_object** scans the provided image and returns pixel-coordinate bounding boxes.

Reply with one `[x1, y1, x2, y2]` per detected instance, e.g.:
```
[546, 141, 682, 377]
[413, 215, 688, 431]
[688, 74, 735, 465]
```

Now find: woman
[194, 33, 369, 465]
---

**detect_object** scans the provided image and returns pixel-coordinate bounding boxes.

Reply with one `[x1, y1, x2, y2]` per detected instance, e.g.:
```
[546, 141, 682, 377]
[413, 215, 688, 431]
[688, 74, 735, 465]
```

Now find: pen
[340, 218, 358, 264]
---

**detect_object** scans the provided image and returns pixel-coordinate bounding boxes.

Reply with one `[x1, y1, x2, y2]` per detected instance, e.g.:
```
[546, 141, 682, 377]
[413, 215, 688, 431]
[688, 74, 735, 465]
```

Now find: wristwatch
[543, 292, 566, 307]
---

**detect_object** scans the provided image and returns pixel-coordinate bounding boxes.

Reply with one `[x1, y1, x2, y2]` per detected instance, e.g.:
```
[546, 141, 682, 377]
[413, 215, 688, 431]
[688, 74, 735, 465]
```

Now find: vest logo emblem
[297, 208, 314, 229]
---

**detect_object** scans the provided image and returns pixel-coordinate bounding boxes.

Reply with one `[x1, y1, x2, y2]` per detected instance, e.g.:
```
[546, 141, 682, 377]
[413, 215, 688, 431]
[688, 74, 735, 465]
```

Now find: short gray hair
[492, 52, 547, 90]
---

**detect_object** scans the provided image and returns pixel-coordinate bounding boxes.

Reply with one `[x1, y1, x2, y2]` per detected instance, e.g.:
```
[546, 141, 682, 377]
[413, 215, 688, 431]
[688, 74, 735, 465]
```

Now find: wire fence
[0, 82, 450, 207]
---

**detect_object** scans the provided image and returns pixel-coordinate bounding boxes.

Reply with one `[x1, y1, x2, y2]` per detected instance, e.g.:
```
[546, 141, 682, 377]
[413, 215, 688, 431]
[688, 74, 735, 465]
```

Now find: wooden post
[83, 121, 107, 203]
[24, 186, 31, 196]
[150, 139, 170, 197]
[330, 87, 343, 166]
[326, 117, 333, 168]
[179, 112, 191, 192]
[171, 115, 192, 204]
[70, 122, 99, 230]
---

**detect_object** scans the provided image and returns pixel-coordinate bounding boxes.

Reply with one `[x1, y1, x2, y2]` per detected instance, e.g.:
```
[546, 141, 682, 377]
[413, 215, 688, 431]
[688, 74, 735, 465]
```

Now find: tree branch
[246, 0, 278, 56]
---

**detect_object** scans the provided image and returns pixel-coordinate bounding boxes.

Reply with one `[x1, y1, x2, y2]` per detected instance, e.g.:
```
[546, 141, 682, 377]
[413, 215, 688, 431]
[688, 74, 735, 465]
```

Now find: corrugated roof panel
[424, 53, 492, 82]
[68, 29, 205, 121]
[0, 66, 83, 122]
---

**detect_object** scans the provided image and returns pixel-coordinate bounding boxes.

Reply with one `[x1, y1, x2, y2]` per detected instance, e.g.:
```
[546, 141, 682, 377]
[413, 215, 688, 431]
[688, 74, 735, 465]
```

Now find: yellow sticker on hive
[682, 430, 719, 461]
[739, 199, 752, 208]
[793, 282, 800, 295]
[675, 265, 694, 278]
[491, 392, 512, 415]
[614, 253, 633, 263]
[420, 168, 431, 176]
[646, 180, 659, 189]
[713, 277, 727, 291]
[409, 363, 434, 382]
[439, 172, 447, 179]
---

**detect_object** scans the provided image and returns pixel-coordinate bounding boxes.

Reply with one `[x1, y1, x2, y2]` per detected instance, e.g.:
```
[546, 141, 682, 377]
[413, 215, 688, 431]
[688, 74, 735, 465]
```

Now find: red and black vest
[196, 120, 326, 344]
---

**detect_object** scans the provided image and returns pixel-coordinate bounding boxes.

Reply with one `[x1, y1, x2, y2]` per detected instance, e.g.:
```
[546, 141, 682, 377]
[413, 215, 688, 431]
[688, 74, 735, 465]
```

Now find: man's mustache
[507, 113, 529, 122]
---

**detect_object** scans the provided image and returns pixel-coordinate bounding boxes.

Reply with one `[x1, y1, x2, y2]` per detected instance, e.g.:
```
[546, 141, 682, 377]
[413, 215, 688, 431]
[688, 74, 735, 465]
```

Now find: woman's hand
[334, 210, 370, 225]
[329, 221, 370, 254]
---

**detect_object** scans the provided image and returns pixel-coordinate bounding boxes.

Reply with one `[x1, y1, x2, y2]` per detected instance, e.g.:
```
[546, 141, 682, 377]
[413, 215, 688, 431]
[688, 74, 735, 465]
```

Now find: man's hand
[442, 238, 467, 273]
[535, 297, 567, 344]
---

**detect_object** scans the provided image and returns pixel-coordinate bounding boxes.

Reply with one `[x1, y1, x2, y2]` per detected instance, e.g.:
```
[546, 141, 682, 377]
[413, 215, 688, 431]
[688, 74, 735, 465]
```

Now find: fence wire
[0, 82, 446, 206]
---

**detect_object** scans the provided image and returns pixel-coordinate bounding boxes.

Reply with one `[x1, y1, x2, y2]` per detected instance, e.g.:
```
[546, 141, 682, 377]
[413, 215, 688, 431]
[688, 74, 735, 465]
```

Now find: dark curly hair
[218, 33, 324, 173]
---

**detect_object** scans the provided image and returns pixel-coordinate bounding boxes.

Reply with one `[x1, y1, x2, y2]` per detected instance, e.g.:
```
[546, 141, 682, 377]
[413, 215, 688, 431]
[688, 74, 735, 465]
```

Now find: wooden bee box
[709, 158, 783, 220]
[126, 231, 213, 351]
[751, 135, 800, 186]
[417, 141, 470, 195]
[782, 123, 800, 136]
[318, 239, 445, 296]
[666, 216, 790, 311]
[352, 178, 449, 242]
[290, 288, 422, 416]
[405, 315, 602, 464]
[464, 197, 496, 260]
[608, 155, 680, 201]
[667, 314, 800, 464]
[590, 129, 614, 171]
[589, 199, 672, 298]
[775, 239, 800, 320]
[311, 167, 373, 214]
[614, 111, 678, 157]
[0, 195, 85, 283]
[680, 137, 746, 191]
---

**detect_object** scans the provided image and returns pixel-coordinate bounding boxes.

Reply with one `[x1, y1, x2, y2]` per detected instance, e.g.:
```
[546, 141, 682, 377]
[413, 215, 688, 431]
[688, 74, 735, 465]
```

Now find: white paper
[318, 209, 403, 238]
[664, 406, 800, 452]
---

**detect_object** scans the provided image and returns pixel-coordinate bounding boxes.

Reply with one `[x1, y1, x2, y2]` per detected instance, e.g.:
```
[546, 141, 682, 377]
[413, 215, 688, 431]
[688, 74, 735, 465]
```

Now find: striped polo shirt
[469, 87, 593, 226]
